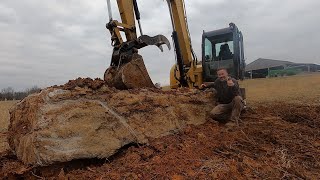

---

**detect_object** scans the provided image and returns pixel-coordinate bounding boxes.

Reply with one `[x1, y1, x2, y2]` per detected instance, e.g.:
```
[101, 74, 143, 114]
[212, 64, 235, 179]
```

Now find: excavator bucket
[104, 35, 171, 89]
[104, 54, 154, 89]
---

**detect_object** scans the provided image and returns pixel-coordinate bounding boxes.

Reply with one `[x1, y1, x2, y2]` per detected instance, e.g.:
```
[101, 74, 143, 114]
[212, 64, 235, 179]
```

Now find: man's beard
[219, 77, 226, 81]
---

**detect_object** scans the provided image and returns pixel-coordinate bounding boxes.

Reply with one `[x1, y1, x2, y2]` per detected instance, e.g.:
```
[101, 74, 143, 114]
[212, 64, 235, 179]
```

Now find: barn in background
[245, 58, 320, 79]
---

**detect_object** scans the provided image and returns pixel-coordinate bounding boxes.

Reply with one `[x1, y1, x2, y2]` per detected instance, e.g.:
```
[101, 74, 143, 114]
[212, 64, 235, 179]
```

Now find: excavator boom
[166, 0, 203, 88]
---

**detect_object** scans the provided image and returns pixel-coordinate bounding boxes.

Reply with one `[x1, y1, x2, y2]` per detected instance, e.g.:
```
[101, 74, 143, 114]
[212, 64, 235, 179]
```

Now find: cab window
[215, 41, 234, 60]
[204, 38, 213, 61]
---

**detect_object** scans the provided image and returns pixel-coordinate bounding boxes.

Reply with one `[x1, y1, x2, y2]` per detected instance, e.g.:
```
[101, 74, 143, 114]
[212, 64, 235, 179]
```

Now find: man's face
[217, 69, 228, 81]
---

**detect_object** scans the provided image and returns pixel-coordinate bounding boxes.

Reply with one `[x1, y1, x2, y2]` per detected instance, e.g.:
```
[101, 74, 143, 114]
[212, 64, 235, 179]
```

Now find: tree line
[0, 86, 41, 101]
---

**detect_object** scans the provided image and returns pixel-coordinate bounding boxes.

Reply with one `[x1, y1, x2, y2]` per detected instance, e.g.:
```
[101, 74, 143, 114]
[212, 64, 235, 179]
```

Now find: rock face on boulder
[8, 78, 215, 166]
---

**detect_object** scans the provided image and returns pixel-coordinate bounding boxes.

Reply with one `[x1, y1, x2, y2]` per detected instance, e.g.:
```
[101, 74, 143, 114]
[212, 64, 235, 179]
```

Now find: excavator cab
[202, 23, 245, 81]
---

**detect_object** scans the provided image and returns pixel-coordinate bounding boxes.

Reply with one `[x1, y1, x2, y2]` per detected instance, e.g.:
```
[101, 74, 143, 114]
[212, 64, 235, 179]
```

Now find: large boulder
[8, 78, 215, 166]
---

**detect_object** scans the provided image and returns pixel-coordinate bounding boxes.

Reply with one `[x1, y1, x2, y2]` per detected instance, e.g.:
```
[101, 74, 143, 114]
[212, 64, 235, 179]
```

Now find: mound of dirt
[57, 77, 105, 90]
[1, 102, 319, 179]
[2, 78, 320, 179]
[7, 78, 215, 166]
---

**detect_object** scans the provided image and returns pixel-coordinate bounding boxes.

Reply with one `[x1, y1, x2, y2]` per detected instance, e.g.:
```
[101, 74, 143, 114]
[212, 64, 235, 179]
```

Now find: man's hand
[227, 77, 235, 86]
[200, 83, 207, 89]
[200, 82, 215, 89]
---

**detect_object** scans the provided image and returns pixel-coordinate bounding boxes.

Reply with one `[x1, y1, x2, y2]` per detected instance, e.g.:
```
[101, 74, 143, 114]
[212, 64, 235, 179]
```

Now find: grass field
[0, 100, 18, 152]
[0, 100, 18, 132]
[241, 73, 320, 104]
[163, 73, 320, 104]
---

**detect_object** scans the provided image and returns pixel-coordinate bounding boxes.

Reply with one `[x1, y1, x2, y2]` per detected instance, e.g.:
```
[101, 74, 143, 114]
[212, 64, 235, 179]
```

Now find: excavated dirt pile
[1, 101, 319, 179]
[2, 78, 319, 179]
[7, 78, 215, 166]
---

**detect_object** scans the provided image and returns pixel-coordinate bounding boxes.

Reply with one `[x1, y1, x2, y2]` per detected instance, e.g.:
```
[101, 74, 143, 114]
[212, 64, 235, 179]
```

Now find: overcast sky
[0, 0, 319, 90]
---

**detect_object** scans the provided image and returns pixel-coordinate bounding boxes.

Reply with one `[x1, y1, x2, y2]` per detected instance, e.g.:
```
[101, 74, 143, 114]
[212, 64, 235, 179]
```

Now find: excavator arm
[104, 0, 171, 89]
[166, 0, 203, 88]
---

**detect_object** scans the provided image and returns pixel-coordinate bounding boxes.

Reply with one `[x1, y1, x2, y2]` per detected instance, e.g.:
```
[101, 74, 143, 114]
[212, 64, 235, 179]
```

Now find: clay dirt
[0, 74, 319, 179]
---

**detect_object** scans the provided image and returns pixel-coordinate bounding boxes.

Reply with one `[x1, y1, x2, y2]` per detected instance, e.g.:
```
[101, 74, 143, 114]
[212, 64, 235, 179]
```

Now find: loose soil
[0, 78, 319, 179]
[1, 104, 319, 179]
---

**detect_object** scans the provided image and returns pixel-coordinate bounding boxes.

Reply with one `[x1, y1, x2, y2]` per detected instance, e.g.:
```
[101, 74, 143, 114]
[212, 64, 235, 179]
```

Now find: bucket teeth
[138, 34, 171, 52]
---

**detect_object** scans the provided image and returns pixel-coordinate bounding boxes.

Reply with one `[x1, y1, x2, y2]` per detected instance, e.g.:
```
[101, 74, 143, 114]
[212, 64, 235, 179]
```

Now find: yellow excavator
[104, 0, 245, 90]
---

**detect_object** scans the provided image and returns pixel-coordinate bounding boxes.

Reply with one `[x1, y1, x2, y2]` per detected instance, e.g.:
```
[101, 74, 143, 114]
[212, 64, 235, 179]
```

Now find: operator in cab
[201, 68, 244, 126]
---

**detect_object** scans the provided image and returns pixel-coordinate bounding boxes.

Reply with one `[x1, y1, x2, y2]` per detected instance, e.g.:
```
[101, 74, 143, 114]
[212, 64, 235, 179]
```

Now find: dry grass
[0, 100, 18, 152]
[241, 73, 320, 104]
[0, 101, 18, 132]
[163, 73, 320, 104]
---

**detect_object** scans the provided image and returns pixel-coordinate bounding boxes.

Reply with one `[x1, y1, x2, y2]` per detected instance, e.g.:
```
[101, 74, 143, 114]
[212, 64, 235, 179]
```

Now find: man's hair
[216, 68, 228, 72]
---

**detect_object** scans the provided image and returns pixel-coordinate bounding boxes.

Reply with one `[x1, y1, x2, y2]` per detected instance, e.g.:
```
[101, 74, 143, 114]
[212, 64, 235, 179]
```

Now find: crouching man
[201, 68, 244, 126]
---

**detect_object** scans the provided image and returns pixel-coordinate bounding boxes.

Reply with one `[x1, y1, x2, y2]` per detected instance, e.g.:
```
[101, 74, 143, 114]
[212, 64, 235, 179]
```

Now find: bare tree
[14, 91, 28, 100]
[25, 86, 41, 95]
[0, 86, 42, 101]
[1, 87, 14, 100]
